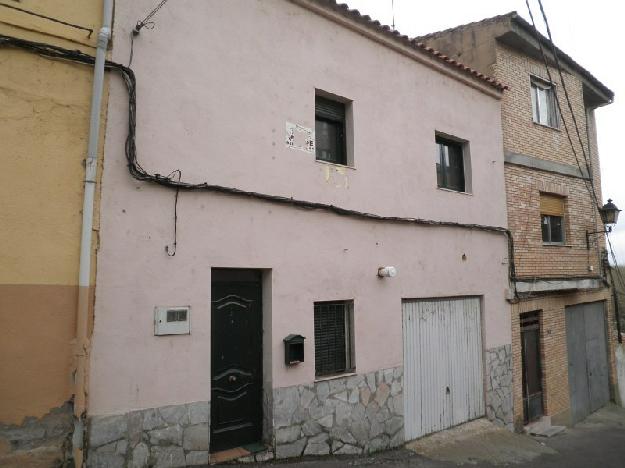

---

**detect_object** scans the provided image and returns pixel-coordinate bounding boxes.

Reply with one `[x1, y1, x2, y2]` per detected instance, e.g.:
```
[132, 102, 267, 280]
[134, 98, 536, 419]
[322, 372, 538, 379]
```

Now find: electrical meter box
[154, 306, 191, 335]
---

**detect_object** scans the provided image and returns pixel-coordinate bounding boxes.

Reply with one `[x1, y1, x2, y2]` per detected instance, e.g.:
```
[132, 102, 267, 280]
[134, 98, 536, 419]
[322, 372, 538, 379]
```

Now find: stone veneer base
[87, 355, 516, 467]
[272, 366, 404, 458]
[87, 401, 210, 468]
[485, 344, 514, 430]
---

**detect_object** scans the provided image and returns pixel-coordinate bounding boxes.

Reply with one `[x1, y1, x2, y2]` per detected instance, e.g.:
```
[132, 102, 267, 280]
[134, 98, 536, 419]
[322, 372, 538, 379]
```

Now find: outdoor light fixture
[378, 266, 397, 278]
[586, 199, 620, 249]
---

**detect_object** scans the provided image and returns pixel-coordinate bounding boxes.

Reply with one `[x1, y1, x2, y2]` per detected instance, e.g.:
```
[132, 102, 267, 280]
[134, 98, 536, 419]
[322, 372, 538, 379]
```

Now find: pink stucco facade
[90, 0, 510, 442]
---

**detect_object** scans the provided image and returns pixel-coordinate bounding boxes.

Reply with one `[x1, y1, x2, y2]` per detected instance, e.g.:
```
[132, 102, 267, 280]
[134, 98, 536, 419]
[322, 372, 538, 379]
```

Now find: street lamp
[586, 199, 620, 249]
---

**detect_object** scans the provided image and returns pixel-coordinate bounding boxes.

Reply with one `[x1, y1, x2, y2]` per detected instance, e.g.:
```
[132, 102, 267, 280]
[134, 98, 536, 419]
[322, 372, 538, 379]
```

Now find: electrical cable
[165, 169, 181, 256]
[533, 0, 614, 273]
[0, 33, 518, 296]
[535, 1, 624, 275]
[133, 0, 169, 35]
[128, 33, 135, 67]
[525, 1, 621, 269]
[526, 0, 624, 335]
[524, 1, 600, 212]
[536, 0, 594, 177]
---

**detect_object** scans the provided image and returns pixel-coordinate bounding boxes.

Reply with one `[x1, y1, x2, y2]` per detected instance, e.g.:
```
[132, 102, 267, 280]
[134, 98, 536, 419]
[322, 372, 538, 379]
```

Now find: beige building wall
[0, 2, 106, 466]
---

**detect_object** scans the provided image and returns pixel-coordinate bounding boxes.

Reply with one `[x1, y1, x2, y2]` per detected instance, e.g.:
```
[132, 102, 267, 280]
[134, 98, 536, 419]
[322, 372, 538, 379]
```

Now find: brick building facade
[420, 12, 617, 429]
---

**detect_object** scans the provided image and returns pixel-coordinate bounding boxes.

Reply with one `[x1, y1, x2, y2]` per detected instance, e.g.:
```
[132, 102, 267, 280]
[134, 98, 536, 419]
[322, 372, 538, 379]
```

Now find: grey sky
[345, 0, 625, 264]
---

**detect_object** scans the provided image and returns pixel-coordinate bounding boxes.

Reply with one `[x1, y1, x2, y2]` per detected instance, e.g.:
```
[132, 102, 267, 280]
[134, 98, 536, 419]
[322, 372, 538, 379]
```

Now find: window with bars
[540, 193, 565, 244]
[313, 301, 354, 377]
[315, 95, 347, 165]
[531, 77, 559, 128]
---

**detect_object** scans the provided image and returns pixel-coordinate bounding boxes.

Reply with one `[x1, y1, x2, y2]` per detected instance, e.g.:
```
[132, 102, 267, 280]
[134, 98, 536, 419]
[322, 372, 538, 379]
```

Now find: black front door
[210, 269, 263, 452]
[521, 311, 544, 424]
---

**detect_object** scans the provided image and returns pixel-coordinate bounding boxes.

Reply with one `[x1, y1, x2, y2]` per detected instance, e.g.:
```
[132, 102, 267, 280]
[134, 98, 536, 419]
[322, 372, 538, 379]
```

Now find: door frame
[520, 310, 544, 424]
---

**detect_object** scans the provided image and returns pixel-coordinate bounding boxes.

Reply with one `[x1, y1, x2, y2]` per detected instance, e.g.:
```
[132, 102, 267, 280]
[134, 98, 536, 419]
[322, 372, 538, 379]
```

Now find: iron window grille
[315, 96, 347, 165]
[531, 77, 559, 128]
[314, 301, 354, 377]
[436, 136, 466, 192]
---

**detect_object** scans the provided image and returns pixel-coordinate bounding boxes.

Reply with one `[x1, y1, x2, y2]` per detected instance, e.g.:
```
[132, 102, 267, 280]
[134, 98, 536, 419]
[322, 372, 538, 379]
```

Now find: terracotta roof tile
[310, 0, 508, 91]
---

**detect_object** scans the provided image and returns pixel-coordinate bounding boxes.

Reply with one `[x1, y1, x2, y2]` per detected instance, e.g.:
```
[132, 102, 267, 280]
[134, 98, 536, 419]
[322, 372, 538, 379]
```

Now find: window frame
[315, 95, 347, 166]
[530, 76, 559, 129]
[541, 214, 565, 244]
[313, 300, 355, 378]
[539, 193, 566, 245]
[435, 135, 469, 193]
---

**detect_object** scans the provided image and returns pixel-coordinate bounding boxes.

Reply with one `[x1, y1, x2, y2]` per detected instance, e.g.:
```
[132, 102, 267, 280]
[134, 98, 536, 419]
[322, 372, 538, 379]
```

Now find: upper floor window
[531, 77, 559, 128]
[315, 96, 346, 165]
[436, 136, 466, 193]
[540, 193, 565, 244]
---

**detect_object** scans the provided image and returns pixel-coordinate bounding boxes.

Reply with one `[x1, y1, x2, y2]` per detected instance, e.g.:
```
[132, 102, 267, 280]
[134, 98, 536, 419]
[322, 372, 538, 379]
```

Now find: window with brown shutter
[540, 194, 565, 243]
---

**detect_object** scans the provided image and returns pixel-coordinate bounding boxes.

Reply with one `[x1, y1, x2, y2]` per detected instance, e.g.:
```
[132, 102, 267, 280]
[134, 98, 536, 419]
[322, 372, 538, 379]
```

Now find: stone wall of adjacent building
[272, 367, 404, 458]
[87, 401, 209, 468]
[485, 345, 513, 430]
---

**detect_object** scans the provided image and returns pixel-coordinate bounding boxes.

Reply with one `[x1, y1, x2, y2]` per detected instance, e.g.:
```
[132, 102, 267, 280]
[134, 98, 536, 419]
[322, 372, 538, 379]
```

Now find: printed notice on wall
[285, 122, 314, 154]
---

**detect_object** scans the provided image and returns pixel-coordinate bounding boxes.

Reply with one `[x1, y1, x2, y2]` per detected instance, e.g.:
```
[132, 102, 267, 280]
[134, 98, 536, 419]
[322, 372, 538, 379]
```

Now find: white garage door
[403, 297, 484, 440]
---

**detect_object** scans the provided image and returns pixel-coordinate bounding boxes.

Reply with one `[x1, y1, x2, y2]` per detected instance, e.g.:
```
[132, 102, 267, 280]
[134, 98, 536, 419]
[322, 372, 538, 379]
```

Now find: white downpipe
[73, 0, 112, 464]
[79, 2, 112, 287]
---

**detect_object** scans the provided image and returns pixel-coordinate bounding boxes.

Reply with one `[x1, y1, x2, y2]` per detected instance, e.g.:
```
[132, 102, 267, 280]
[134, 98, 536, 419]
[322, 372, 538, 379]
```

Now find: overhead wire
[133, 0, 170, 34]
[0, 33, 518, 296]
[526, 0, 624, 336]
[129, 0, 169, 68]
[524, 0, 600, 212]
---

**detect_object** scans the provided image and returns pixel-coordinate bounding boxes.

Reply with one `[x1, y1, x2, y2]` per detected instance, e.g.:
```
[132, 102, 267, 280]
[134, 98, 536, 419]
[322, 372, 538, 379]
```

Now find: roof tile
[308, 0, 508, 91]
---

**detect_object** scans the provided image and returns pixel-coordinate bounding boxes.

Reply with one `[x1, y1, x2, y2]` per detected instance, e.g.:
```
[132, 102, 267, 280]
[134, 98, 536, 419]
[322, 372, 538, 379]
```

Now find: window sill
[437, 186, 472, 196]
[314, 371, 357, 383]
[532, 121, 561, 132]
[542, 242, 571, 247]
[315, 159, 355, 170]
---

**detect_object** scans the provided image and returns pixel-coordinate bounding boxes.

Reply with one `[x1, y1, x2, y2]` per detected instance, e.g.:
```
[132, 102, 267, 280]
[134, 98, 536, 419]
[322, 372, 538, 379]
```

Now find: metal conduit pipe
[73, 0, 112, 465]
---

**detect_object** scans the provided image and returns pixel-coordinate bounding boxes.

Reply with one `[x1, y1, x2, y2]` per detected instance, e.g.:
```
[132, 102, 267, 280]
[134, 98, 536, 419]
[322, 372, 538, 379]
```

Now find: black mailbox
[283, 334, 305, 366]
